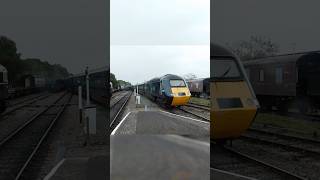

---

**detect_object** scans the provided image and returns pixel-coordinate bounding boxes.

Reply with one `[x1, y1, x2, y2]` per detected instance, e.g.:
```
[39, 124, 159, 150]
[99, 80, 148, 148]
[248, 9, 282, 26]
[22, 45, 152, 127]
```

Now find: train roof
[161, 74, 184, 80]
[211, 43, 235, 57]
[0, 64, 7, 72]
[243, 52, 320, 66]
[137, 74, 185, 85]
[149, 77, 160, 82]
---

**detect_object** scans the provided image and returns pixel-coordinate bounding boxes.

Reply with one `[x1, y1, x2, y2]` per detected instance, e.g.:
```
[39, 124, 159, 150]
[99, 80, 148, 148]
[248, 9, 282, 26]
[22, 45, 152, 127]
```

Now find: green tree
[0, 36, 23, 83]
[110, 73, 118, 88]
[118, 80, 131, 88]
[0, 35, 69, 86]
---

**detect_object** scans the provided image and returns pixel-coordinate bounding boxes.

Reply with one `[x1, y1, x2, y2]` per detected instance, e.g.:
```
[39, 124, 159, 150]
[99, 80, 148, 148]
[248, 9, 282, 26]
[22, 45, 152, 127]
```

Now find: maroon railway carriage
[186, 78, 210, 98]
[243, 52, 320, 113]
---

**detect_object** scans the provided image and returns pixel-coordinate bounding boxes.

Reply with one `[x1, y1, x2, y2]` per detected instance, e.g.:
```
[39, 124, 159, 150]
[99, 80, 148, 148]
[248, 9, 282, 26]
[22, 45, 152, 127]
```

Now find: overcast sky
[0, 0, 107, 74]
[213, 0, 320, 54]
[111, 0, 210, 84]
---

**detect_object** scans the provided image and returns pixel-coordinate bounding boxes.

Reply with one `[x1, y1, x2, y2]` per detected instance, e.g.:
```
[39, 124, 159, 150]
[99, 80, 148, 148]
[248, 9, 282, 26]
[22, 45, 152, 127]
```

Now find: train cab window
[169, 80, 186, 87]
[259, 69, 264, 82]
[211, 58, 242, 80]
[275, 67, 283, 84]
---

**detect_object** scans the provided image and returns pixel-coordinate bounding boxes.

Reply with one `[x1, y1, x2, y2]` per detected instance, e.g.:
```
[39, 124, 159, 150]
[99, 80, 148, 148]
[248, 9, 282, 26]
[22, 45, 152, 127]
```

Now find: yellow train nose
[211, 108, 257, 139]
[171, 95, 191, 106]
[170, 87, 191, 106]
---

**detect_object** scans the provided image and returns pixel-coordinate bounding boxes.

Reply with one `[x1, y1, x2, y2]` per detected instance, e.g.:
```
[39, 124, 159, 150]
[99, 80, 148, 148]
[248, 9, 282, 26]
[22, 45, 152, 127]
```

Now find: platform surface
[111, 135, 210, 180]
[113, 94, 209, 139]
[115, 110, 209, 136]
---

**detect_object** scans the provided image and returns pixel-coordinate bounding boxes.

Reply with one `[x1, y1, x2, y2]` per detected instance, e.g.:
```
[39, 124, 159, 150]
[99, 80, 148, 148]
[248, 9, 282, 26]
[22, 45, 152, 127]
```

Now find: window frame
[211, 57, 244, 82]
[169, 79, 186, 87]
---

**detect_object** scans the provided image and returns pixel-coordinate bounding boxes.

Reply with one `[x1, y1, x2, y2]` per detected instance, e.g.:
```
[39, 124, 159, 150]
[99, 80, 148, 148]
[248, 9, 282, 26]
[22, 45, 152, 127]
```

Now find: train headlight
[246, 98, 255, 106]
[246, 98, 260, 107]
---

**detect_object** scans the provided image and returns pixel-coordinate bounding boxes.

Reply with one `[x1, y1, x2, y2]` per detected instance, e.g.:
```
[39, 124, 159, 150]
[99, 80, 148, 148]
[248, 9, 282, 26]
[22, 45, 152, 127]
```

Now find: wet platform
[111, 135, 210, 180]
[211, 168, 257, 180]
[112, 93, 209, 138]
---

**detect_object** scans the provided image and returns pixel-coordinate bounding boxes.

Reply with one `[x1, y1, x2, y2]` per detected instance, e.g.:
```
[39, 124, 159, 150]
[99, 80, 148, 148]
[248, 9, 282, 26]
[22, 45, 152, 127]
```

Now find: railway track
[110, 91, 132, 132]
[185, 103, 210, 111]
[177, 105, 210, 122]
[212, 144, 306, 180]
[1, 93, 51, 117]
[6, 92, 49, 108]
[242, 128, 320, 157]
[110, 91, 130, 108]
[261, 109, 320, 122]
[0, 93, 64, 146]
[0, 92, 71, 180]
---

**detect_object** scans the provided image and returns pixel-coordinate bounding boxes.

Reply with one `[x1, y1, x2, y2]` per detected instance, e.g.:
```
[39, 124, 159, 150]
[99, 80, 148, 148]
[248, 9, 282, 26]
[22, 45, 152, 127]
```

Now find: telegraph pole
[85, 66, 90, 105]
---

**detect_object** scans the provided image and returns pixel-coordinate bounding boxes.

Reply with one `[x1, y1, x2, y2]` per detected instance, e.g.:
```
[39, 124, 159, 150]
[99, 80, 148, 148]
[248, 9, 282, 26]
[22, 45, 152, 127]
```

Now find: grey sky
[0, 0, 107, 74]
[111, 45, 209, 84]
[111, 0, 210, 84]
[213, 0, 320, 54]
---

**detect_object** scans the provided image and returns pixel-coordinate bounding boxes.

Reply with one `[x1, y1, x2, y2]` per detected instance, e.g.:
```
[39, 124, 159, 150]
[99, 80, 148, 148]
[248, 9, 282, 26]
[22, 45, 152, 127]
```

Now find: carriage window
[211, 58, 242, 80]
[170, 80, 186, 87]
[259, 69, 264, 82]
[275, 67, 283, 84]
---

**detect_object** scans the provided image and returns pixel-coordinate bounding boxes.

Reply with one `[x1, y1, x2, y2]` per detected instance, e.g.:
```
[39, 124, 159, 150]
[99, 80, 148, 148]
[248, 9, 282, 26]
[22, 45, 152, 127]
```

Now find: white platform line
[164, 135, 210, 148]
[43, 158, 66, 180]
[159, 110, 210, 124]
[111, 112, 131, 135]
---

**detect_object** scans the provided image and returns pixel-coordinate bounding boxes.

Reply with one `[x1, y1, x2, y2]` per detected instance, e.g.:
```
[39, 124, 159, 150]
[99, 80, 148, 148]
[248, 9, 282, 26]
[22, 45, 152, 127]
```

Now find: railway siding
[0, 92, 71, 179]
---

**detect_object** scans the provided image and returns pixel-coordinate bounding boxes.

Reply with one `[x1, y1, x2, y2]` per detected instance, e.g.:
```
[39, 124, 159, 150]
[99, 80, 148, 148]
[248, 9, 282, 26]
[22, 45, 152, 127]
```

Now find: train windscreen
[170, 79, 186, 87]
[211, 58, 243, 80]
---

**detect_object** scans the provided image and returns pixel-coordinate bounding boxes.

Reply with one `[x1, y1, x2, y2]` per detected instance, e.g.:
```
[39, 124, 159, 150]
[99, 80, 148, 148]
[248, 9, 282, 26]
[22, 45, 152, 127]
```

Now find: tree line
[110, 72, 131, 89]
[0, 36, 69, 85]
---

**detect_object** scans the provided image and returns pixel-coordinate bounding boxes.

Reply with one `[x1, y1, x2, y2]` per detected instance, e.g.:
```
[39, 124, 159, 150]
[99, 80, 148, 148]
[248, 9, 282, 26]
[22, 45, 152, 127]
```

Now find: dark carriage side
[243, 52, 320, 113]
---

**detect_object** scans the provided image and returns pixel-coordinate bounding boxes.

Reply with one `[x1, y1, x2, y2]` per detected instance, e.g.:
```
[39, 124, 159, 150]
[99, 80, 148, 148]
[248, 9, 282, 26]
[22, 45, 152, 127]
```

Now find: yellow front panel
[211, 81, 257, 139]
[211, 108, 256, 139]
[171, 87, 191, 106]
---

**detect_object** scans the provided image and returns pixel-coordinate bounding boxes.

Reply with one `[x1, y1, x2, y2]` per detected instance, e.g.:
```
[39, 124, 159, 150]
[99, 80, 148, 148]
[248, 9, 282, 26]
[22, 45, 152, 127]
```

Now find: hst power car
[137, 74, 191, 107]
[211, 43, 259, 141]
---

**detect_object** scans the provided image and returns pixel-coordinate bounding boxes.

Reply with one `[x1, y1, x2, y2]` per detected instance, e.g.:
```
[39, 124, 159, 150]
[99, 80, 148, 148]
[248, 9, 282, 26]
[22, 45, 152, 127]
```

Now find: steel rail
[248, 127, 320, 144]
[15, 93, 72, 180]
[110, 91, 132, 129]
[177, 106, 210, 122]
[240, 134, 320, 157]
[222, 145, 307, 180]
[7, 93, 48, 107]
[0, 92, 67, 147]
[185, 103, 210, 111]
[1, 94, 51, 117]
